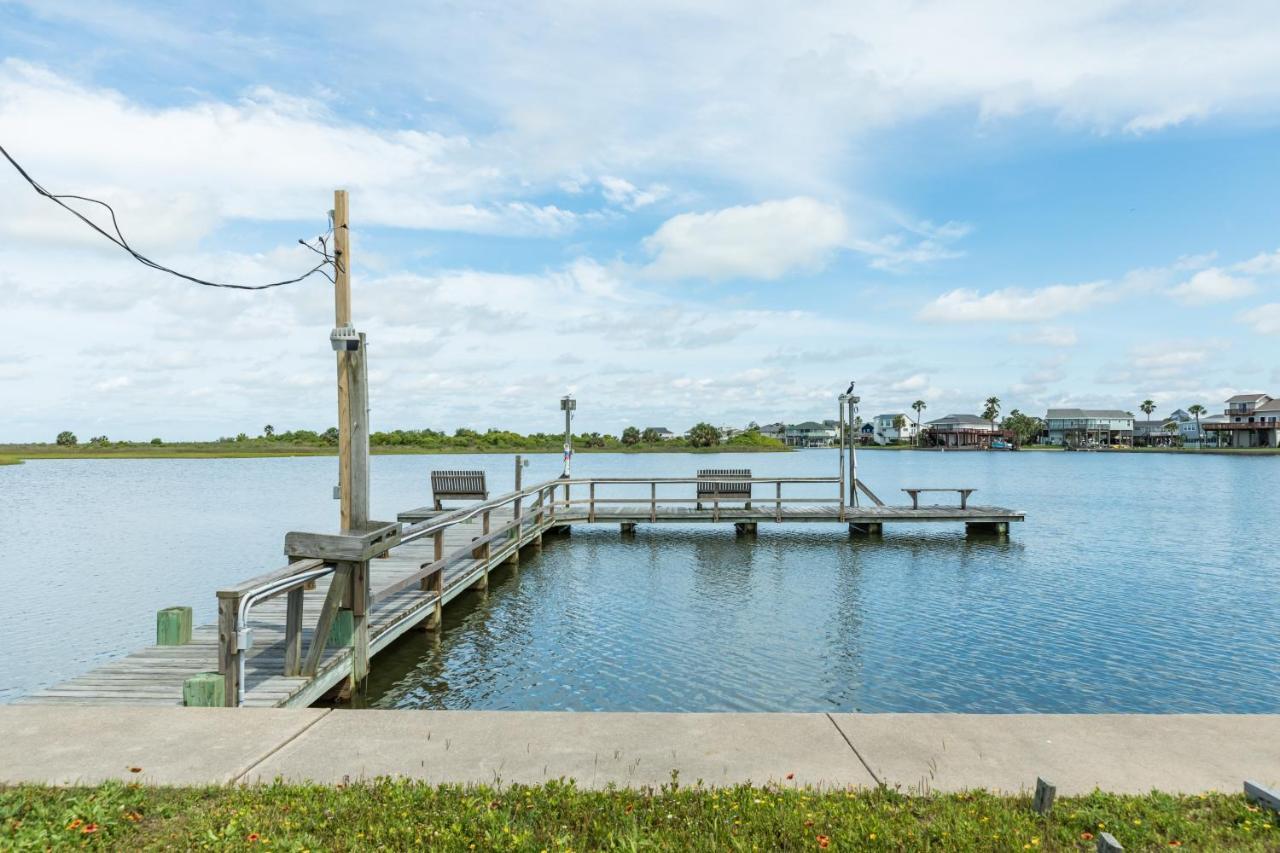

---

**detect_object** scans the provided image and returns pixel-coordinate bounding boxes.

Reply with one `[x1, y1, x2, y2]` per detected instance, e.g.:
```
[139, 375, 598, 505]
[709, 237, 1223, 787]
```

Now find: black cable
[1, 142, 334, 291]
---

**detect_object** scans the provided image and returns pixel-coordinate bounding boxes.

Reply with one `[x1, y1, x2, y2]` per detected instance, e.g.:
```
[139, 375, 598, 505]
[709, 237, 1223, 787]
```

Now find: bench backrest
[431, 470, 488, 502]
[696, 468, 752, 497]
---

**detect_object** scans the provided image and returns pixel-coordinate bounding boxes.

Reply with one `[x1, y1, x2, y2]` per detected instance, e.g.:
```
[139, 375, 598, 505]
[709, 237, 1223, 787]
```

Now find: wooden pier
[18, 472, 1022, 709]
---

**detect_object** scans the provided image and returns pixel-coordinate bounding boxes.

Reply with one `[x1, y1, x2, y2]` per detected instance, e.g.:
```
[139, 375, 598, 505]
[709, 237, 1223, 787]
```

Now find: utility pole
[328, 188, 371, 694]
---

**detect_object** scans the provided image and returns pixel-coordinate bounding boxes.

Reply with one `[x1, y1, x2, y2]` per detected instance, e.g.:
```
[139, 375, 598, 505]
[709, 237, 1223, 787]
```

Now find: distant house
[645, 427, 677, 440]
[758, 422, 786, 440]
[1043, 409, 1134, 447]
[1133, 410, 1187, 447]
[784, 421, 838, 448]
[718, 425, 744, 441]
[1202, 394, 1279, 448]
[872, 413, 916, 445]
[922, 414, 1001, 448]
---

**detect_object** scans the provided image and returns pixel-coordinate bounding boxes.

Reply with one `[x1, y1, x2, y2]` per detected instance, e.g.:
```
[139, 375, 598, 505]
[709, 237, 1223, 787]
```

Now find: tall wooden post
[333, 189, 369, 533]
[837, 398, 847, 519]
[332, 189, 371, 692]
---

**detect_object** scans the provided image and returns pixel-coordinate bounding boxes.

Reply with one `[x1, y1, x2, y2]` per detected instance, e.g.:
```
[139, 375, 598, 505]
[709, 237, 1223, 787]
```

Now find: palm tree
[892, 414, 908, 444]
[1139, 400, 1155, 447]
[1162, 421, 1179, 447]
[1187, 404, 1206, 449]
[982, 395, 1001, 430]
[911, 400, 926, 447]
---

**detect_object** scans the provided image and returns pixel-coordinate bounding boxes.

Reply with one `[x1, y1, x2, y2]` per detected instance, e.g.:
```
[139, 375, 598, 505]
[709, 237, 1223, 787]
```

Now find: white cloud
[1232, 249, 1280, 276]
[599, 176, 668, 210]
[1170, 268, 1257, 304]
[1010, 326, 1078, 347]
[1239, 303, 1280, 334]
[850, 221, 971, 272]
[0, 60, 578, 243]
[889, 374, 930, 392]
[641, 197, 848, 281]
[919, 282, 1109, 323]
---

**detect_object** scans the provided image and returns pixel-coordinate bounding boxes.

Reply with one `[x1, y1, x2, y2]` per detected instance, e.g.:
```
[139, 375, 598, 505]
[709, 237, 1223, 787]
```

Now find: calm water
[2, 451, 1278, 712]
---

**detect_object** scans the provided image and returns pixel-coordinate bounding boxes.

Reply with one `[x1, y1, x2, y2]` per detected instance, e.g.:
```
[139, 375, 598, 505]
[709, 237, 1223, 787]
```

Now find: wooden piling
[182, 672, 225, 707]
[155, 606, 192, 646]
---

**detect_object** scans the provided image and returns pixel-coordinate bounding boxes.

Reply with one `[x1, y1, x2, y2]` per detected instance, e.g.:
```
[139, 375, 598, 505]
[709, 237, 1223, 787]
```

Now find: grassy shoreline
[0, 443, 790, 462]
[2, 780, 1275, 850]
[4, 443, 1277, 463]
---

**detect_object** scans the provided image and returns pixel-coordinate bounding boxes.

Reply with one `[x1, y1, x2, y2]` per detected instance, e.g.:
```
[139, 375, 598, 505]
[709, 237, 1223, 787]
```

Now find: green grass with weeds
[2, 779, 1276, 851]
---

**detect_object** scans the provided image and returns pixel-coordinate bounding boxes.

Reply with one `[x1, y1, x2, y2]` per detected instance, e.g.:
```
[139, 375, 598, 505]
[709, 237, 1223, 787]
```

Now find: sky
[3, 1, 1280, 441]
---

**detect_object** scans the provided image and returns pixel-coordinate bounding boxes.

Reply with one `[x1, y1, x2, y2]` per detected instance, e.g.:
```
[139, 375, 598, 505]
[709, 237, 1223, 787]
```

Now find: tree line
[48, 423, 784, 451]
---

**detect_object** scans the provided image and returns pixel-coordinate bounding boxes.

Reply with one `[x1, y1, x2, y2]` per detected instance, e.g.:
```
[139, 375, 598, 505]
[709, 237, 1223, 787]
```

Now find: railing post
[650, 481, 656, 522]
[283, 588, 304, 676]
[434, 529, 443, 562]
[589, 481, 596, 522]
[513, 454, 523, 522]
[549, 483, 556, 519]
[350, 560, 370, 688]
[775, 481, 782, 522]
[217, 596, 240, 707]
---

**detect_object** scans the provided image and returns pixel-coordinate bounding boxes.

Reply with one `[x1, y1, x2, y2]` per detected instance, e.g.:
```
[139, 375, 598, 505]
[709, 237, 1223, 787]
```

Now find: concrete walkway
[2, 707, 1277, 794]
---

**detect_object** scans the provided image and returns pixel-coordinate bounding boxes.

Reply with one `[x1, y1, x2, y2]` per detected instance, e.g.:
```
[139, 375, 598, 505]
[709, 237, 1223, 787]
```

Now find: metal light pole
[560, 394, 576, 478]
[840, 383, 860, 507]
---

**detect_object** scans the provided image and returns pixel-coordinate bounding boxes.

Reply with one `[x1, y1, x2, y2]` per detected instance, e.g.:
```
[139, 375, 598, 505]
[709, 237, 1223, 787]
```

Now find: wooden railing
[542, 475, 847, 522]
[214, 478, 562, 707]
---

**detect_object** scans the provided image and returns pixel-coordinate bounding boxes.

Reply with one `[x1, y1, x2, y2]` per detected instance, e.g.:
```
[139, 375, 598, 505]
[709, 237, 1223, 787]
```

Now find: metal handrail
[232, 563, 334, 707]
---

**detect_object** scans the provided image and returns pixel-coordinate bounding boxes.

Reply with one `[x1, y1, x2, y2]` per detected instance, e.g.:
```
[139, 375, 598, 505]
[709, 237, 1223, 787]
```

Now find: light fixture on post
[560, 394, 576, 478]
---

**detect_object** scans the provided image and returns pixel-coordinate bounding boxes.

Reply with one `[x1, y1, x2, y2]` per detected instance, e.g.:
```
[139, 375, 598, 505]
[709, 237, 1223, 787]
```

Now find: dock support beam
[966, 521, 1009, 537]
[620, 522, 637, 536]
[849, 522, 883, 537]
[734, 521, 757, 536]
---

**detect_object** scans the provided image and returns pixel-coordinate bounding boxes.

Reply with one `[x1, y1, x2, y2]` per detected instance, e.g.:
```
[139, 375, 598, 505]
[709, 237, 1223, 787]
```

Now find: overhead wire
[0, 141, 335, 291]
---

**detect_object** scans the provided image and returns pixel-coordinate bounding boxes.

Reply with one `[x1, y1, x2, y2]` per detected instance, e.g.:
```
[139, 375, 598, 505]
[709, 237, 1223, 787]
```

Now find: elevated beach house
[1043, 408, 1134, 447]
[1202, 393, 1279, 448]
[922, 414, 1000, 448]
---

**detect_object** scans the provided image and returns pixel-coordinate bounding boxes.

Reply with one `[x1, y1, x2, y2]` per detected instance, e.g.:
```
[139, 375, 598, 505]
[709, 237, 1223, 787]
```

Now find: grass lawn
[2, 780, 1276, 851]
[0, 454, 21, 465]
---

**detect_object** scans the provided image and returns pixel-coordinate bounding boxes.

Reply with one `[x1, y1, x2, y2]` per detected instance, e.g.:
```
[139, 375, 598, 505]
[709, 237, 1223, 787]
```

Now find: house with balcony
[784, 421, 838, 447]
[871, 413, 917, 445]
[1202, 393, 1279, 448]
[922, 414, 1001, 448]
[1043, 409, 1134, 447]
[644, 426, 677, 440]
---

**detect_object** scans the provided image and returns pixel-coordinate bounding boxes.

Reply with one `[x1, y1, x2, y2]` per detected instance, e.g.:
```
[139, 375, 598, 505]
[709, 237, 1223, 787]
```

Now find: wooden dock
[18, 473, 1023, 709]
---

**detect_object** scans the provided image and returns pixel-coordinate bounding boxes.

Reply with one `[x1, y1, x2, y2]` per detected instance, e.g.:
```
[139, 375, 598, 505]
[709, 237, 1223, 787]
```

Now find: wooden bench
[902, 488, 976, 509]
[431, 470, 488, 510]
[697, 469, 752, 509]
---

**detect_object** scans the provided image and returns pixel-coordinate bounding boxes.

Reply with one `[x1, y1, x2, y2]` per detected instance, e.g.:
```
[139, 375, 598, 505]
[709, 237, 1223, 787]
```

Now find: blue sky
[3, 1, 1280, 440]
